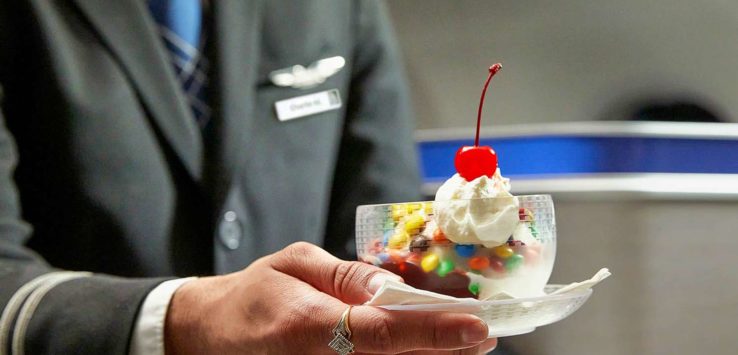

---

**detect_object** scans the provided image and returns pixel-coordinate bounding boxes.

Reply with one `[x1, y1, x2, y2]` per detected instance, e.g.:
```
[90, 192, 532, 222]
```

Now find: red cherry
[454, 64, 502, 181]
[455, 146, 497, 180]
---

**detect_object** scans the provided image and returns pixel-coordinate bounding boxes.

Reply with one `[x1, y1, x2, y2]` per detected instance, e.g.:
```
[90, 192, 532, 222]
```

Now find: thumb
[272, 242, 403, 304]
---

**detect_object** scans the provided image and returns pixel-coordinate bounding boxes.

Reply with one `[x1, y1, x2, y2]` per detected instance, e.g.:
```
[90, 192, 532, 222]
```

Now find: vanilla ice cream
[433, 169, 519, 247]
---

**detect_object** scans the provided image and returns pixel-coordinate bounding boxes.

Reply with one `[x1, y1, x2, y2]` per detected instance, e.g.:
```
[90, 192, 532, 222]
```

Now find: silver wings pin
[269, 56, 345, 89]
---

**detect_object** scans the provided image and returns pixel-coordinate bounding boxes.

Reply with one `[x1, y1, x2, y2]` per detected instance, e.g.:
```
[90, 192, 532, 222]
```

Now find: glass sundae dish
[357, 193, 556, 300]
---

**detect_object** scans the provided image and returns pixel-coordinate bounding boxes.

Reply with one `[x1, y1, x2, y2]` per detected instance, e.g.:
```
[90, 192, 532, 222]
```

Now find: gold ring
[328, 306, 354, 355]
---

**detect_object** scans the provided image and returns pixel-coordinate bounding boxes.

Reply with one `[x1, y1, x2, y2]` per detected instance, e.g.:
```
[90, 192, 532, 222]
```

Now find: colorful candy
[468, 256, 490, 270]
[391, 204, 412, 221]
[454, 244, 475, 258]
[432, 228, 449, 243]
[505, 254, 524, 271]
[404, 214, 426, 233]
[409, 235, 430, 253]
[519, 208, 534, 222]
[493, 245, 514, 259]
[423, 202, 433, 215]
[368, 199, 551, 300]
[388, 231, 409, 249]
[421, 253, 440, 272]
[468, 283, 480, 296]
[437, 259, 455, 277]
[490, 259, 506, 273]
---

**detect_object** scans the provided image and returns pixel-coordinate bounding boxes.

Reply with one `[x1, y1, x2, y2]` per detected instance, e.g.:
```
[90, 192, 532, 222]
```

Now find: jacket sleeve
[324, 0, 422, 259]
[0, 6, 168, 355]
[0, 101, 169, 355]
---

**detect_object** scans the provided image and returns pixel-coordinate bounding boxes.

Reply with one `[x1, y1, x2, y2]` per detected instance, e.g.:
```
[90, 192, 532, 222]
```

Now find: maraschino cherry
[454, 63, 502, 181]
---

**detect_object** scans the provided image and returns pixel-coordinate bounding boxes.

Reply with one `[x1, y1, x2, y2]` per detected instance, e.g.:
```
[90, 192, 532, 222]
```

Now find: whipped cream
[433, 169, 519, 247]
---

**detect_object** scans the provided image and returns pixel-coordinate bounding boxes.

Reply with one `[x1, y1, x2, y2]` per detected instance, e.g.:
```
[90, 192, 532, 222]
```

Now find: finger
[396, 338, 497, 355]
[273, 242, 403, 304]
[477, 338, 498, 353]
[346, 305, 489, 353]
[279, 288, 488, 354]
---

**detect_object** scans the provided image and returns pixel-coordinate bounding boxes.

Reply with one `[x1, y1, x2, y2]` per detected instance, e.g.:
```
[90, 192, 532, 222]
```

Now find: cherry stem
[475, 63, 502, 147]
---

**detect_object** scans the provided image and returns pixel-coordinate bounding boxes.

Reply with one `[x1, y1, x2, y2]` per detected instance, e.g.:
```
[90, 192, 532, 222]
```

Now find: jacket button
[219, 211, 242, 250]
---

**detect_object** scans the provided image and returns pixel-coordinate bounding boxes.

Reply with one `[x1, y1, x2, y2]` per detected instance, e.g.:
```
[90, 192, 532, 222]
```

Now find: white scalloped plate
[377, 285, 593, 337]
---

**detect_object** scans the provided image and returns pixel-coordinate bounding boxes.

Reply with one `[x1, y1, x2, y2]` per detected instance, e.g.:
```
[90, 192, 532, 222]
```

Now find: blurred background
[388, 0, 734, 128]
[386, 1, 738, 354]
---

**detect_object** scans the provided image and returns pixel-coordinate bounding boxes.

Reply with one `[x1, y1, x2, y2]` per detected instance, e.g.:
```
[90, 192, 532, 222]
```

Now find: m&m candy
[454, 244, 475, 258]
[421, 253, 440, 272]
[468, 256, 490, 271]
[391, 204, 407, 221]
[388, 231, 409, 249]
[490, 259, 506, 273]
[493, 245, 514, 259]
[432, 228, 449, 243]
[404, 213, 426, 233]
[505, 254, 524, 271]
[468, 283, 480, 296]
[409, 235, 430, 253]
[437, 259, 455, 277]
[422, 202, 433, 214]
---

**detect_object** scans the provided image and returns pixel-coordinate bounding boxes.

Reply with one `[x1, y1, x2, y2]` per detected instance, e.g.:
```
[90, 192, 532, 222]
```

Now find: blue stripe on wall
[418, 136, 738, 182]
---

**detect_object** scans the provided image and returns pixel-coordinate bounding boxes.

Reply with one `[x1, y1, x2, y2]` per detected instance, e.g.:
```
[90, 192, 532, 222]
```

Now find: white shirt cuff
[129, 278, 197, 355]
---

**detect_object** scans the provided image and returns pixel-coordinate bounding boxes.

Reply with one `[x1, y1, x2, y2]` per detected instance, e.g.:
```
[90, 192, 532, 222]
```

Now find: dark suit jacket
[0, 0, 420, 353]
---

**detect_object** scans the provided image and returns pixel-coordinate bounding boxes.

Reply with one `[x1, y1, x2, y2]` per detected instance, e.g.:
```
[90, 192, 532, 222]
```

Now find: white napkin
[366, 280, 471, 305]
[549, 268, 611, 295]
[366, 268, 611, 306]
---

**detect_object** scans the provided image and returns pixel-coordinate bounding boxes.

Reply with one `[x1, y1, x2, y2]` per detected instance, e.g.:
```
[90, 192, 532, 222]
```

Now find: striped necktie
[148, 0, 211, 128]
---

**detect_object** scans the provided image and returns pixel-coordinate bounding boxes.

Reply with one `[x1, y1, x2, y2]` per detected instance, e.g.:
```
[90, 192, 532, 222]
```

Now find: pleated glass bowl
[355, 195, 556, 300]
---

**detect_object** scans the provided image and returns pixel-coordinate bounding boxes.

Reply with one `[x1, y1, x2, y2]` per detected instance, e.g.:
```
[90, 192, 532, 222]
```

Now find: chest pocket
[251, 0, 352, 162]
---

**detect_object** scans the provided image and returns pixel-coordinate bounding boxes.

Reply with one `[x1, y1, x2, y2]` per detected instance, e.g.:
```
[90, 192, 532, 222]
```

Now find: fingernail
[367, 273, 402, 294]
[461, 319, 489, 344]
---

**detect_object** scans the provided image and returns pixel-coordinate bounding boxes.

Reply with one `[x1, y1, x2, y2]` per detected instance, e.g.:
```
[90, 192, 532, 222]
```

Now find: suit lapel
[71, 0, 204, 181]
[206, 0, 262, 206]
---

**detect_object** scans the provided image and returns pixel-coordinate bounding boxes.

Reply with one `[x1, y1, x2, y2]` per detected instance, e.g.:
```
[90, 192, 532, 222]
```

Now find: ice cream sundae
[356, 64, 556, 300]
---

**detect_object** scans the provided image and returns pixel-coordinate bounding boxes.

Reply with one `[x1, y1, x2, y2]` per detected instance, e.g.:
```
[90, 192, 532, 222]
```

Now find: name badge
[274, 89, 342, 122]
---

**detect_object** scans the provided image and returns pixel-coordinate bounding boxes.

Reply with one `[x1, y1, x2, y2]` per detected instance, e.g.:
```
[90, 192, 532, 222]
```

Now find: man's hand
[164, 242, 497, 354]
